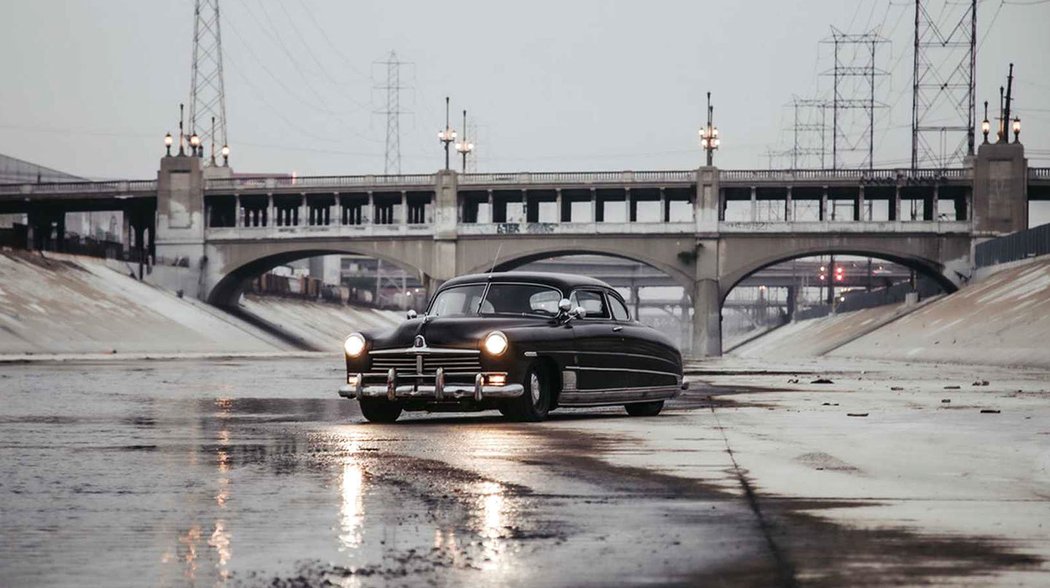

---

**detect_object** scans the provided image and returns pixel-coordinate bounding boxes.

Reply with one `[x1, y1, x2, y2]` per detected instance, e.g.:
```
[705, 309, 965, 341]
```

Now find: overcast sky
[1, 0, 1048, 179]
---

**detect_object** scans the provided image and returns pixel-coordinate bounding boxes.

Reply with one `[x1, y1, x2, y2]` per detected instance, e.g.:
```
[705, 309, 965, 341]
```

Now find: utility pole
[374, 51, 410, 175]
[189, 0, 229, 165]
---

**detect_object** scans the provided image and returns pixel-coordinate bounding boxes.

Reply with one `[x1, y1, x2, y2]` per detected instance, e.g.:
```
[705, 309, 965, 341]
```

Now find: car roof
[440, 271, 614, 292]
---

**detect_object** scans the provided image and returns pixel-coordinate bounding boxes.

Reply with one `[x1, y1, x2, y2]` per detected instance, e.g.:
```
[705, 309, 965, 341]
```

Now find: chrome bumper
[338, 368, 524, 402]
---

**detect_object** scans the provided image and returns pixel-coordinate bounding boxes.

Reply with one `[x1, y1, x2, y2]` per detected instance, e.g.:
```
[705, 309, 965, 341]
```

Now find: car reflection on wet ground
[0, 357, 1040, 586]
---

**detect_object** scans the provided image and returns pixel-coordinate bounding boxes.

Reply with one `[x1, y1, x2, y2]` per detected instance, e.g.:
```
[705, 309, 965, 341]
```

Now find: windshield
[428, 283, 563, 318]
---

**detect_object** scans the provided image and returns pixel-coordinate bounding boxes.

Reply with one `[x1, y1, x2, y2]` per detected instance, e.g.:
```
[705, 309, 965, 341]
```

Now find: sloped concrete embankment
[0, 251, 400, 357]
[733, 257, 1050, 368]
[238, 294, 401, 353]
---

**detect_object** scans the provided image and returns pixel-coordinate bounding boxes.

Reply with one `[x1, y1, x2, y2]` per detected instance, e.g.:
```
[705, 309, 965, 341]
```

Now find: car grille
[369, 353, 482, 375]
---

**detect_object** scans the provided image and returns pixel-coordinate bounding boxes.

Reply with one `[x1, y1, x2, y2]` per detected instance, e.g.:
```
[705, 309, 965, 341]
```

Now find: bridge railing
[1031, 167, 1050, 180]
[975, 222, 1050, 267]
[0, 179, 157, 195]
[719, 168, 970, 183]
[458, 170, 696, 186]
[204, 174, 436, 191]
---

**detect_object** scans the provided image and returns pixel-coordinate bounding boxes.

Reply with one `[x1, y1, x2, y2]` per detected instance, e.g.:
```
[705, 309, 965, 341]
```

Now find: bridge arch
[461, 240, 696, 293]
[205, 241, 434, 307]
[718, 237, 967, 302]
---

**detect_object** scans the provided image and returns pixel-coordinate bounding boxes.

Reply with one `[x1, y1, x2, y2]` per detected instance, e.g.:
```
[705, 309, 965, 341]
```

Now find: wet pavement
[0, 357, 1043, 586]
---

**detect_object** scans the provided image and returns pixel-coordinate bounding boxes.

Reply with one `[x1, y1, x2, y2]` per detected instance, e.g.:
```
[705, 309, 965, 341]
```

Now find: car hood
[367, 316, 552, 351]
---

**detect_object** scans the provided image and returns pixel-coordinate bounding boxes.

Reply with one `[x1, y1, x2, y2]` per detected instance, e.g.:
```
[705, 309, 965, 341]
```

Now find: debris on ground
[822, 402, 840, 406]
[811, 378, 834, 384]
[847, 413, 869, 417]
[788, 378, 799, 383]
[972, 380, 990, 386]
[941, 399, 951, 403]
[980, 409, 1001, 414]
[944, 385, 961, 390]
[890, 386, 904, 391]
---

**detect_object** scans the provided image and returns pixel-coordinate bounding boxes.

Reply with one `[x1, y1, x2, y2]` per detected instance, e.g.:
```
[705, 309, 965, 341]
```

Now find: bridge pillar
[691, 278, 722, 358]
[972, 141, 1027, 234]
[695, 166, 720, 232]
[155, 155, 206, 295]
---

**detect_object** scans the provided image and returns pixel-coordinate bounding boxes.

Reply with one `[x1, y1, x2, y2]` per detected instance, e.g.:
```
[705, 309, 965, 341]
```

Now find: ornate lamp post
[437, 97, 456, 171]
[1012, 117, 1021, 143]
[455, 109, 474, 172]
[981, 101, 990, 144]
[699, 92, 720, 166]
[189, 133, 201, 157]
[164, 132, 173, 156]
[221, 144, 230, 167]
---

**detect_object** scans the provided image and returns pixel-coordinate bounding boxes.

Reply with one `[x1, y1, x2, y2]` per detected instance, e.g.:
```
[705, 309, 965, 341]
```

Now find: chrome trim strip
[563, 366, 682, 378]
[370, 346, 481, 356]
[524, 351, 538, 357]
[528, 349, 680, 368]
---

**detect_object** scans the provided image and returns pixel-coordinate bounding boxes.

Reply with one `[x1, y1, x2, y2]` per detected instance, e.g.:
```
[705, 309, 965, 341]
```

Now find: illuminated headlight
[482, 331, 508, 356]
[343, 333, 366, 357]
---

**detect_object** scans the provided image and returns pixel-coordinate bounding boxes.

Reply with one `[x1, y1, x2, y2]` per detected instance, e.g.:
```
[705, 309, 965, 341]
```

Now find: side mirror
[558, 298, 572, 313]
[406, 309, 418, 320]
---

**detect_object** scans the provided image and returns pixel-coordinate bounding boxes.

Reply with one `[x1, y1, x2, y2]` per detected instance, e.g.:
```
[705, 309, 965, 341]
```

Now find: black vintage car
[338, 271, 686, 423]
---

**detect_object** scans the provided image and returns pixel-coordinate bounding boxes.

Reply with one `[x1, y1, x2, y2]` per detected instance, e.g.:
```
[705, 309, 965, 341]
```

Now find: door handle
[612, 326, 623, 332]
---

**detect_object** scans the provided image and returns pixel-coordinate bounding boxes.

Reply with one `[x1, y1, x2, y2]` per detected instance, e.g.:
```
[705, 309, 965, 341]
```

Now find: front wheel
[359, 398, 403, 423]
[625, 400, 664, 417]
[501, 364, 551, 422]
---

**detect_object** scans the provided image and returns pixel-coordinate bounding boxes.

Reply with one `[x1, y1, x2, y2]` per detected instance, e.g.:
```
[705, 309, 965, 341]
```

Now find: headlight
[482, 331, 508, 356]
[343, 333, 366, 357]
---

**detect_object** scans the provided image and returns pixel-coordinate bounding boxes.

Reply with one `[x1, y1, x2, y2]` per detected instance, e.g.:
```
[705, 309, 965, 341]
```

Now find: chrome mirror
[558, 298, 572, 312]
[406, 309, 418, 320]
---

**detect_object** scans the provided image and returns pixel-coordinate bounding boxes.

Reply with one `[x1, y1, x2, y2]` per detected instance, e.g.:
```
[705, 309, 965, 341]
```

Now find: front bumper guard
[338, 368, 524, 402]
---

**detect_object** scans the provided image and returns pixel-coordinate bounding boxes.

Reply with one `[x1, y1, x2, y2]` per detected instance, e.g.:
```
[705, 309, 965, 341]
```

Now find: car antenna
[488, 243, 503, 275]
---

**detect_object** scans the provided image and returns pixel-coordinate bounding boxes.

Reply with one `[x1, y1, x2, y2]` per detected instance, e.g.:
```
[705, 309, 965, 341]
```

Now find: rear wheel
[501, 364, 551, 422]
[625, 400, 664, 417]
[359, 398, 403, 423]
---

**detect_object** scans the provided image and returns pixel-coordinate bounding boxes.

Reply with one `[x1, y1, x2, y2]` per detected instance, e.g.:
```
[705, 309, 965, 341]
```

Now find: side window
[608, 294, 630, 322]
[569, 290, 609, 319]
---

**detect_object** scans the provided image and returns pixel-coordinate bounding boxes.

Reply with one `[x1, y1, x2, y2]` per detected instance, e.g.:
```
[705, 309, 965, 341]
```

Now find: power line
[374, 51, 411, 175]
[821, 28, 890, 170]
[189, 0, 229, 162]
[911, 0, 977, 168]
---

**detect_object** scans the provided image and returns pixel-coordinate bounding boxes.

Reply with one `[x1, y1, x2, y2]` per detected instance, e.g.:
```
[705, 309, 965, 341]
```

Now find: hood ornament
[414, 335, 426, 348]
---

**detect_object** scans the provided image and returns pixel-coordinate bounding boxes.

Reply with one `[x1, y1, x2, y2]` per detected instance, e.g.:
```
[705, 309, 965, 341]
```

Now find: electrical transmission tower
[789, 97, 830, 169]
[374, 51, 409, 175]
[821, 29, 888, 170]
[911, 0, 976, 169]
[189, 0, 229, 163]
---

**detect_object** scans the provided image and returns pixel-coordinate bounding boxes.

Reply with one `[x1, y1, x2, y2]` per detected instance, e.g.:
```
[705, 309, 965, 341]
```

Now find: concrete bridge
[0, 141, 1041, 355]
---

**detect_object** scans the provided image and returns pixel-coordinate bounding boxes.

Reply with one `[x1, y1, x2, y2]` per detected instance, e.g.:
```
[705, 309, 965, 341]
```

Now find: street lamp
[221, 144, 230, 167]
[455, 109, 474, 172]
[437, 96, 456, 171]
[981, 101, 990, 144]
[1012, 117, 1021, 143]
[699, 92, 720, 166]
[178, 103, 186, 156]
[164, 132, 173, 156]
[189, 133, 201, 157]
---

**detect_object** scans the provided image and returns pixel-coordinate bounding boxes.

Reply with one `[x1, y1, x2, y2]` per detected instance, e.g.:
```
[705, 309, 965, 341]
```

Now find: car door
[609, 289, 676, 392]
[606, 290, 680, 394]
[567, 288, 624, 397]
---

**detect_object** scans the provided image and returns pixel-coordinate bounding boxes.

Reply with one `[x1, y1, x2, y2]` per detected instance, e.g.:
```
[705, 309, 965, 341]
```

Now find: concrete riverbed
[1, 355, 1047, 586]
